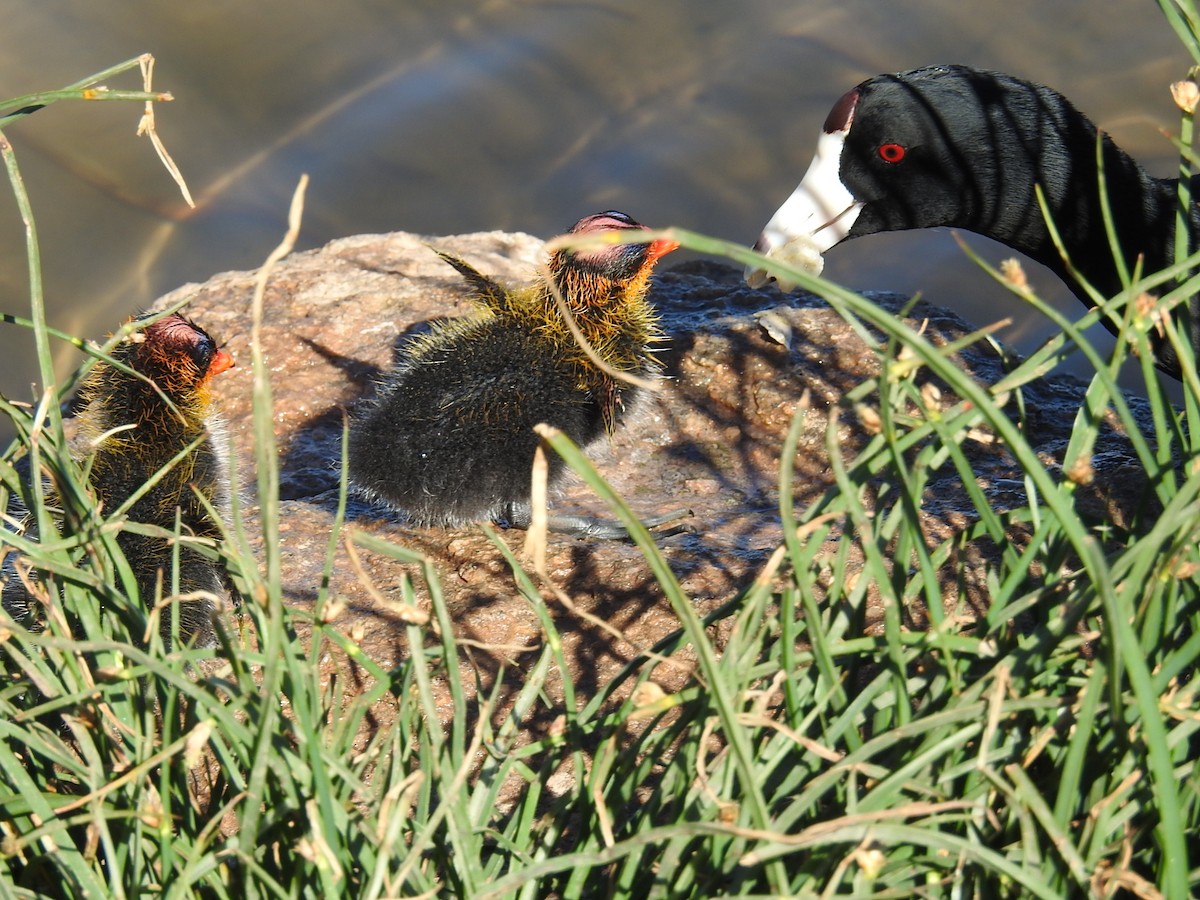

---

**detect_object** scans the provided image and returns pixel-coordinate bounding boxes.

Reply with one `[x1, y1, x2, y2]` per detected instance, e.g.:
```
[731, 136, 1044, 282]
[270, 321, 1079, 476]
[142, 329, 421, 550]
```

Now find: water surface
[0, 1, 1187, 429]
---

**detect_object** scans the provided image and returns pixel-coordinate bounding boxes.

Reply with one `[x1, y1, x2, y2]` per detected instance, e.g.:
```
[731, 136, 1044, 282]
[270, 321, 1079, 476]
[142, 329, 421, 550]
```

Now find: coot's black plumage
[348, 211, 679, 530]
[747, 64, 1200, 377]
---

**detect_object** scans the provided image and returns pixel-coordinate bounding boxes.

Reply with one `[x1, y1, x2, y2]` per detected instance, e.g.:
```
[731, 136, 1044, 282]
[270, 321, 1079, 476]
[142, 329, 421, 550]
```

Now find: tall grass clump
[3, 25, 1200, 900]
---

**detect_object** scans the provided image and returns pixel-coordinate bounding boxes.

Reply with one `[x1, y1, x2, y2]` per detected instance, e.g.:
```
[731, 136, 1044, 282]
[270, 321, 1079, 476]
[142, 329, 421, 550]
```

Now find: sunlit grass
[2, 43, 1200, 900]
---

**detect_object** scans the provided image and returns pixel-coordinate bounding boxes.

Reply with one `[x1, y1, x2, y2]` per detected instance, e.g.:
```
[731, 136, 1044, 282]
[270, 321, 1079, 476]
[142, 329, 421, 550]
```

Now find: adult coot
[747, 64, 1200, 378]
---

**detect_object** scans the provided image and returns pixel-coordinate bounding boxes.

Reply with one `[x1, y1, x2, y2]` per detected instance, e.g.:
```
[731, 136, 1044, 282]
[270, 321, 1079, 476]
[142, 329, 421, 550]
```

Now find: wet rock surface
[157, 230, 1149, 699]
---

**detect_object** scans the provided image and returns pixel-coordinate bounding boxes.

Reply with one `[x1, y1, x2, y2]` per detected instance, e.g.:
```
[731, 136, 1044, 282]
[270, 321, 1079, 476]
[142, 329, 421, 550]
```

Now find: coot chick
[348, 211, 679, 533]
[3, 312, 237, 646]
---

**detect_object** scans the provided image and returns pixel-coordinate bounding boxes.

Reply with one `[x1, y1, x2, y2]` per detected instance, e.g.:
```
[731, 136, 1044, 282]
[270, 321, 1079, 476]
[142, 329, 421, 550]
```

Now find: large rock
[157, 230, 1145, 695]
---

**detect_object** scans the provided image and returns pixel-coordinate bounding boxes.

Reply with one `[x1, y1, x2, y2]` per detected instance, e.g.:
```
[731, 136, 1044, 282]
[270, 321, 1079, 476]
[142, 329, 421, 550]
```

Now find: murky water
[0, 0, 1188, 433]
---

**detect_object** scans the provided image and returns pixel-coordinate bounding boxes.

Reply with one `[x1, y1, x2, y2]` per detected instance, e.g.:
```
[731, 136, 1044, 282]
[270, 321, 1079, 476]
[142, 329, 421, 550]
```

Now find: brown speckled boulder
[156, 230, 1148, 698]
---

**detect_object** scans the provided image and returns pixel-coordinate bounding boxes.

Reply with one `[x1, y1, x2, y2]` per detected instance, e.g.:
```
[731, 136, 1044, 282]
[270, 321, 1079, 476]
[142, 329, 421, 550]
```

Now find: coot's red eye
[878, 143, 906, 163]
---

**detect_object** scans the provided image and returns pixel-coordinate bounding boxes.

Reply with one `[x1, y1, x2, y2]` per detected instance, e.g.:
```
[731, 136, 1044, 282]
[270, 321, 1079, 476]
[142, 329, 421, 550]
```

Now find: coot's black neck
[1015, 122, 1182, 303]
[957, 72, 1199, 374]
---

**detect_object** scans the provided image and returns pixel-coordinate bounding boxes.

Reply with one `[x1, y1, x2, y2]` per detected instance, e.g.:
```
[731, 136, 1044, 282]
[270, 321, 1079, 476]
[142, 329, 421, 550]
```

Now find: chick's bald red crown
[558, 210, 680, 278]
[132, 314, 235, 383]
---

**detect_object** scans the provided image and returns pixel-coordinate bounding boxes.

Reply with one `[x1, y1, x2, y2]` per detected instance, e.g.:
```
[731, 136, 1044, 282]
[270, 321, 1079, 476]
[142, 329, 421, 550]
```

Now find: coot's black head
[838, 65, 1076, 237]
[747, 64, 1093, 288]
[748, 65, 1192, 377]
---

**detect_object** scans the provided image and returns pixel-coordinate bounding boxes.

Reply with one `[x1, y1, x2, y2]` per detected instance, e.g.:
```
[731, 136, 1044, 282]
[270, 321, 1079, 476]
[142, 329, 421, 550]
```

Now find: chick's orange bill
[210, 349, 235, 376]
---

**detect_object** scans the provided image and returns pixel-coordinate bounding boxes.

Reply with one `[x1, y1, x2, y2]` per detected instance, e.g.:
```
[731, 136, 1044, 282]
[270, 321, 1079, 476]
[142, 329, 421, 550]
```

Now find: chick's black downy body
[350, 319, 593, 526]
[348, 211, 678, 528]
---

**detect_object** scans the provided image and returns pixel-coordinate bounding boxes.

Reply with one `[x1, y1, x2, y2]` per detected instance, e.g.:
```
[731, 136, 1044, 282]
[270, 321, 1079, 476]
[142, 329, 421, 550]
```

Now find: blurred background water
[0, 0, 1188, 438]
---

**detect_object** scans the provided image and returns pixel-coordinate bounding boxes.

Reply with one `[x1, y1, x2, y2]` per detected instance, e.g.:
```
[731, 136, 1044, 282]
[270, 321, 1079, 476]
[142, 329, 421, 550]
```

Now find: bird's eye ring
[878, 143, 906, 164]
[192, 338, 215, 370]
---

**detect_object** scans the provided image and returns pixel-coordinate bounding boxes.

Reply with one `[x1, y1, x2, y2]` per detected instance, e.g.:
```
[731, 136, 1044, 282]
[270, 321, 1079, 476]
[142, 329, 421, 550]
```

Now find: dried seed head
[1000, 257, 1028, 290]
[1172, 78, 1200, 114]
[856, 847, 887, 879]
[185, 720, 213, 768]
[395, 602, 429, 626]
[1173, 558, 1200, 580]
[856, 404, 882, 435]
[632, 681, 666, 709]
[0, 829, 19, 859]
[320, 596, 347, 623]
[1065, 457, 1095, 486]
[1135, 292, 1158, 318]
[138, 786, 165, 829]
